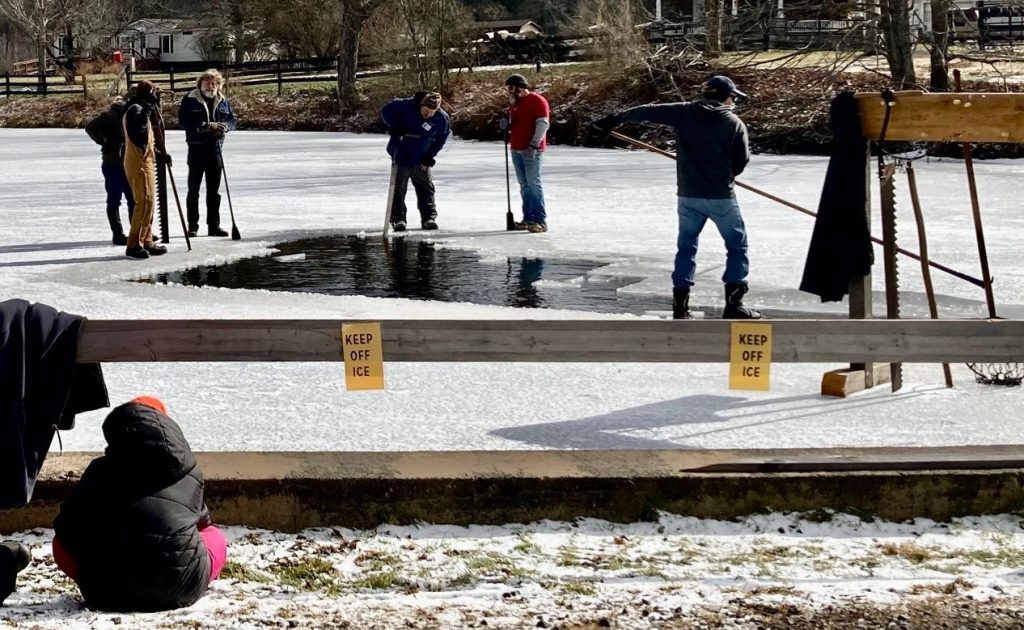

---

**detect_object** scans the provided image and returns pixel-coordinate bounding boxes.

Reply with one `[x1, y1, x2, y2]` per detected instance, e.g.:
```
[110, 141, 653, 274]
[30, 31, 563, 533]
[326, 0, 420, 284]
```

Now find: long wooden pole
[906, 164, 952, 387]
[953, 70, 998, 318]
[608, 130, 986, 290]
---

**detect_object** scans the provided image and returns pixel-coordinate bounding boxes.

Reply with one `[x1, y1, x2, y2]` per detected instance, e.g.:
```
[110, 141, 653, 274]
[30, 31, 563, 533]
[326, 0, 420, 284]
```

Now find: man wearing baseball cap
[594, 75, 760, 320]
[503, 74, 550, 233]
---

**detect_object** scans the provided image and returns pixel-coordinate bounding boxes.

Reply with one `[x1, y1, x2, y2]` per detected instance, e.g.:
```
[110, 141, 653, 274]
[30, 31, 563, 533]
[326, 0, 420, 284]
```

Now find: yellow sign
[729, 322, 772, 391]
[341, 323, 384, 391]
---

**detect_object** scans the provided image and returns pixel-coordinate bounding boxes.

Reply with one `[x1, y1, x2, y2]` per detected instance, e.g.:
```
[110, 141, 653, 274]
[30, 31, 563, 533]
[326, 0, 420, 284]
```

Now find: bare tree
[572, 0, 650, 67]
[206, 0, 275, 63]
[259, 0, 343, 59]
[336, 0, 389, 107]
[0, 0, 90, 85]
[923, 0, 950, 91]
[705, 0, 724, 56]
[878, 0, 916, 87]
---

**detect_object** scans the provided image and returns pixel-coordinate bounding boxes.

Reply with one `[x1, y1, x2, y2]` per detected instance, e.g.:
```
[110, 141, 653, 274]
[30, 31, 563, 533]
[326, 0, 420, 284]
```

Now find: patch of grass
[353, 549, 403, 572]
[464, 551, 534, 579]
[558, 544, 582, 567]
[800, 508, 835, 523]
[560, 580, 597, 596]
[909, 577, 975, 595]
[446, 570, 477, 587]
[219, 560, 273, 584]
[955, 547, 1024, 568]
[271, 556, 340, 593]
[878, 542, 940, 563]
[513, 533, 540, 555]
[349, 570, 403, 590]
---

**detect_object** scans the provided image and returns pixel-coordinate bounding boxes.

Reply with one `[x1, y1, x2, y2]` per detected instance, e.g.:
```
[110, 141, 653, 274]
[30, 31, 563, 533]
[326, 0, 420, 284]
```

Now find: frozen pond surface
[0, 128, 1021, 452]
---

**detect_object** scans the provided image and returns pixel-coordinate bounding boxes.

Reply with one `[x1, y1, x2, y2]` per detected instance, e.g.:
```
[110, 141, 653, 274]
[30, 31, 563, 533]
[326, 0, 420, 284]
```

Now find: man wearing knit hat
[380, 91, 450, 231]
[503, 73, 550, 233]
[121, 80, 170, 259]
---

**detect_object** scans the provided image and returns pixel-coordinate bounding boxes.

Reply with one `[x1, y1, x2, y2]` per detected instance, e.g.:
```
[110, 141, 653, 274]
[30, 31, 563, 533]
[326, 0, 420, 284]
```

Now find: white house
[472, 19, 546, 42]
[114, 19, 222, 69]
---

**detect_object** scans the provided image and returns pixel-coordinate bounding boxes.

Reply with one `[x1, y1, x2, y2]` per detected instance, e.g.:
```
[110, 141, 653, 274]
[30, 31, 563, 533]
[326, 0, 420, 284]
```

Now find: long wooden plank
[77, 319, 1024, 363]
[856, 91, 1024, 142]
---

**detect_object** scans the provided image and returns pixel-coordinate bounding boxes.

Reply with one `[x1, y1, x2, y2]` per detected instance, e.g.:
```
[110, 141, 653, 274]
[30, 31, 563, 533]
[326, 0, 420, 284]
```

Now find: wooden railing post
[169, 66, 175, 94]
[4, 73, 9, 98]
[277, 58, 283, 97]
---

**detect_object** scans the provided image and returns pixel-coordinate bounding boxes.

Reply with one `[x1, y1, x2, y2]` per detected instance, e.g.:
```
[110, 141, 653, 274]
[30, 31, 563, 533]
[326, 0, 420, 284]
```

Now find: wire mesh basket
[966, 363, 1024, 387]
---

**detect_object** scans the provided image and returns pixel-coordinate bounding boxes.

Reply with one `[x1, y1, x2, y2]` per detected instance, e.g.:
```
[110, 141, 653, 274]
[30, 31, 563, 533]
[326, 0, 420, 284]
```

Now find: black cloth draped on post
[0, 299, 109, 509]
[799, 90, 875, 303]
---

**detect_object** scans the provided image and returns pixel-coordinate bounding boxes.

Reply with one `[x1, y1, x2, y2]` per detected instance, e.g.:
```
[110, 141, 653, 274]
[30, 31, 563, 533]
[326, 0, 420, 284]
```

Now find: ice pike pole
[382, 159, 398, 240]
[607, 130, 986, 290]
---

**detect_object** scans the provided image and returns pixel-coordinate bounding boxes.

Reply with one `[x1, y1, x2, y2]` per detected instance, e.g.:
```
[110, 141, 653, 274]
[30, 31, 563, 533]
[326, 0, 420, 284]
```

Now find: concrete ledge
[3, 449, 1023, 533]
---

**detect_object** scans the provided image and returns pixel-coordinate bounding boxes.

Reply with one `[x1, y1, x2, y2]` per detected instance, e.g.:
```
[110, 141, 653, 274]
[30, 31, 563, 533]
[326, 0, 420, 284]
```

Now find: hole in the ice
[141, 235, 669, 314]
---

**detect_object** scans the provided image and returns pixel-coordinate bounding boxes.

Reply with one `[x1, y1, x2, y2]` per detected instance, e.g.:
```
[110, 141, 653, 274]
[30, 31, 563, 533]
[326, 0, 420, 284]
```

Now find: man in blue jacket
[380, 92, 450, 231]
[177, 69, 237, 237]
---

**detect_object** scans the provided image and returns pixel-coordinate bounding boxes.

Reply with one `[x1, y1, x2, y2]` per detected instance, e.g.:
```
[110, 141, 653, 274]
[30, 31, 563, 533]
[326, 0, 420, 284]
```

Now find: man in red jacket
[504, 74, 550, 233]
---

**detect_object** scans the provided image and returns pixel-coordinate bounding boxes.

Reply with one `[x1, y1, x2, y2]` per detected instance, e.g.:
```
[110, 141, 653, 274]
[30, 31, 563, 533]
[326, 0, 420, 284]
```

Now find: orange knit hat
[129, 395, 167, 415]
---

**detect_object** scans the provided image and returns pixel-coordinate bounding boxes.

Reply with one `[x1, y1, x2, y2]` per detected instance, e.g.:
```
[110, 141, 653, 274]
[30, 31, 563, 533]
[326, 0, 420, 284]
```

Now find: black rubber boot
[0, 542, 30, 605]
[722, 283, 762, 319]
[672, 287, 691, 320]
[106, 205, 127, 245]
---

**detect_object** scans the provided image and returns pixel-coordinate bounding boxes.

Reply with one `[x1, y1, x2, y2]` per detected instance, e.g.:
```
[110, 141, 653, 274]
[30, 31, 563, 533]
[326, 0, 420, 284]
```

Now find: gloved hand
[523, 145, 539, 161]
[421, 155, 435, 168]
[210, 122, 227, 138]
[593, 113, 622, 134]
[498, 115, 509, 132]
[159, 151, 172, 167]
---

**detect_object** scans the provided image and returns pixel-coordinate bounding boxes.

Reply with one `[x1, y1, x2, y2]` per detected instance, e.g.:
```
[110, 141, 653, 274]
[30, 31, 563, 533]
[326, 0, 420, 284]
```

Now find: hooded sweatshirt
[53, 401, 212, 612]
[85, 101, 127, 166]
[618, 99, 750, 199]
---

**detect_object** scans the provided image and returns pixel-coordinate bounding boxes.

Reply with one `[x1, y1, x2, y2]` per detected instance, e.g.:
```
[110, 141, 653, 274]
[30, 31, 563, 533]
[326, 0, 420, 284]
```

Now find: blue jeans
[510, 150, 546, 225]
[101, 164, 135, 212]
[673, 196, 749, 289]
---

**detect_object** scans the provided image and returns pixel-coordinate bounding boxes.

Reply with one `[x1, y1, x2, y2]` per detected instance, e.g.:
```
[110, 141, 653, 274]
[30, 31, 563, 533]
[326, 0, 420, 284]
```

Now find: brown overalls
[122, 113, 156, 249]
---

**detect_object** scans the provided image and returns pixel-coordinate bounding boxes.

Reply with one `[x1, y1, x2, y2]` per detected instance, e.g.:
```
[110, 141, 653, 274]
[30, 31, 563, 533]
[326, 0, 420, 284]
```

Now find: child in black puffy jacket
[52, 396, 227, 612]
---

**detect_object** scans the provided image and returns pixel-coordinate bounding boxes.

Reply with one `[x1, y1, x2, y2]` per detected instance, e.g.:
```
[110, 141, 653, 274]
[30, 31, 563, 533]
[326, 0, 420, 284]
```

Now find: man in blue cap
[595, 75, 760, 320]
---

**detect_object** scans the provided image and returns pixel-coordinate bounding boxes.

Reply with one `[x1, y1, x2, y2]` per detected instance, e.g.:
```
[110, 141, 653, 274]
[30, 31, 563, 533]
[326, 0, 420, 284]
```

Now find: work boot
[208, 226, 229, 237]
[672, 287, 691, 320]
[527, 222, 547, 233]
[125, 246, 149, 259]
[186, 228, 198, 238]
[421, 219, 438, 230]
[145, 243, 168, 256]
[512, 221, 529, 231]
[391, 220, 407, 232]
[0, 541, 31, 605]
[106, 206, 128, 245]
[722, 283, 762, 319]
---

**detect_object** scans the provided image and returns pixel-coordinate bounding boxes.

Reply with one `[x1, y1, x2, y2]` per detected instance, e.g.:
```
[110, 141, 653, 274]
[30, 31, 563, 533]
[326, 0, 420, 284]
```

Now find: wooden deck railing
[78, 318, 1024, 363]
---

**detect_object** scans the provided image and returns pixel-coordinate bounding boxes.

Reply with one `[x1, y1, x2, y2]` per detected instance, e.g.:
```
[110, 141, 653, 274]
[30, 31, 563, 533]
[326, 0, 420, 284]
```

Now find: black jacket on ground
[53, 402, 212, 612]
[799, 91, 874, 302]
[85, 102, 127, 167]
[0, 299, 108, 509]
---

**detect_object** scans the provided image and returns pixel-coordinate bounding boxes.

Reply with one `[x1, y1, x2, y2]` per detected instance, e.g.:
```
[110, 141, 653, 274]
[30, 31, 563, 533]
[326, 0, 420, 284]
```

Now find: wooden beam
[856, 91, 1024, 143]
[77, 319, 1024, 363]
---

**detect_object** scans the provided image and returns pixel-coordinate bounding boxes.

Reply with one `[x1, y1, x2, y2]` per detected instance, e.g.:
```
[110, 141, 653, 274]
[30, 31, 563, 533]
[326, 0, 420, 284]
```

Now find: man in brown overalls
[121, 81, 170, 259]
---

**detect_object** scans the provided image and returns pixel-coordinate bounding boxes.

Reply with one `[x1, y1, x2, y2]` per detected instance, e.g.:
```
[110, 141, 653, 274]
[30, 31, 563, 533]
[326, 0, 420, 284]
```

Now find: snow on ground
[4, 512, 1024, 629]
[1, 129, 1023, 627]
